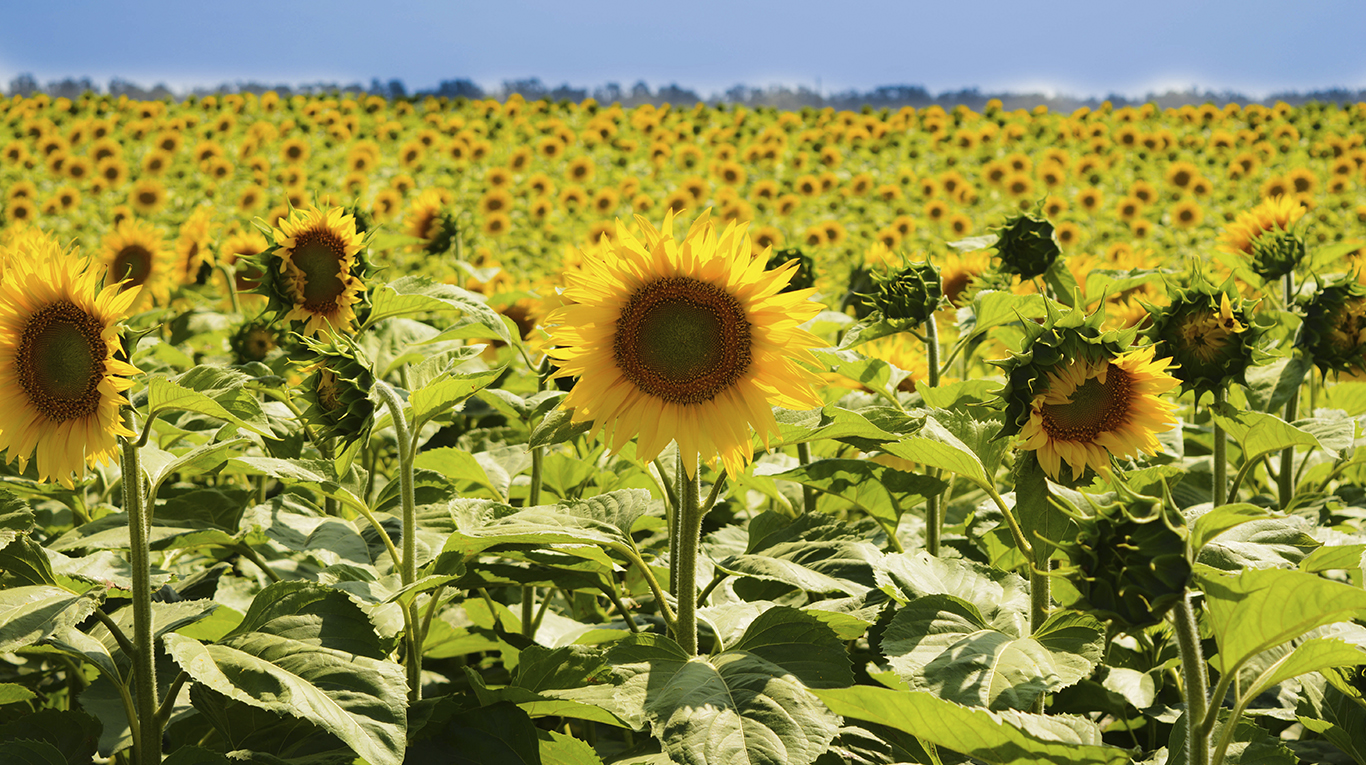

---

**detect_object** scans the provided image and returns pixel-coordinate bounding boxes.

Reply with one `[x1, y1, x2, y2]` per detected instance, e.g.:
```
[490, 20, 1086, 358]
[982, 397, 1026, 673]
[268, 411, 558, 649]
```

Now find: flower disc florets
[1142, 275, 1264, 400]
[866, 260, 943, 327]
[1299, 276, 1366, 376]
[994, 304, 1180, 480]
[992, 211, 1061, 280]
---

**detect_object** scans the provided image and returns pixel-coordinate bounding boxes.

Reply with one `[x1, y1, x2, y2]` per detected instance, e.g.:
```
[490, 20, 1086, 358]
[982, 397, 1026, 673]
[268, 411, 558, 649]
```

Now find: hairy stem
[673, 460, 703, 655]
[1172, 593, 1210, 765]
[374, 382, 421, 700]
[1212, 390, 1227, 508]
[795, 441, 817, 514]
[923, 314, 942, 555]
[121, 410, 161, 765]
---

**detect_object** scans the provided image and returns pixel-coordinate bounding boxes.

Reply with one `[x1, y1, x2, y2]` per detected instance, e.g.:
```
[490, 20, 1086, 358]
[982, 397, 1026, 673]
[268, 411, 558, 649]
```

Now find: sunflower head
[765, 247, 816, 293]
[1065, 485, 1191, 632]
[993, 304, 1179, 481]
[259, 206, 369, 337]
[865, 259, 943, 327]
[1299, 275, 1366, 377]
[545, 211, 825, 478]
[230, 317, 283, 365]
[101, 218, 171, 310]
[298, 334, 377, 445]
[0, 229, 140, 487]
[1142, 274, 1264, 399]
[992, 210, 1062, 280]
[1247, 227, 1307, 281]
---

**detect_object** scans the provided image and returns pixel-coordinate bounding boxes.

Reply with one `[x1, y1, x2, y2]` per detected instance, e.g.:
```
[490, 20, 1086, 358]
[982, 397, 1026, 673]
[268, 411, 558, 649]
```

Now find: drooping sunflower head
[230, 317, 283, 365]
[298, 334, 377, 445]
[175, 204, 219, 285]
[1299, 275, 1366, 377]
[865, 258, 943, 328]
[1064, 486, 1191, 632]
[101, 217, 171, 310]
[1218, 195, 1308, 280]
[545, 211, 826, 477]
[994, 304, 1179, 481]
[1142, 274, 1264, 399]
[991, 209, 1062, 280]
[0, 229, 140, 487]
[404, 188, 457, 254]
[261, 206, 368, 337]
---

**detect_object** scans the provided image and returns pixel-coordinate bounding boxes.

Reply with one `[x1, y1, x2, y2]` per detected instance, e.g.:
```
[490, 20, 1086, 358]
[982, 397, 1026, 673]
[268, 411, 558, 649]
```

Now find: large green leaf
[147, 366, 273, 436]
[0, 586, 101, 653]
[408, 367, 505, 430]
[436, 491, 650, 571]
[813, 685, 1130, 765]
[957, 291, 1050, 341]
[229, 457, 369, 513]
[1198, 566, 1366, 674]
[881, 595, 1102, 710]
[768, 459, 946, 528]
[1168, 709, 1295, 765]
[1243, 637, 1366, 701]
[164, 584, 406, 765]
[578, 623, 843, 765]
[363, 275, 513, 342]
[879, 415, 992, 491]
[1211, 405, 1348, 465]
[769, 406, 908, 447]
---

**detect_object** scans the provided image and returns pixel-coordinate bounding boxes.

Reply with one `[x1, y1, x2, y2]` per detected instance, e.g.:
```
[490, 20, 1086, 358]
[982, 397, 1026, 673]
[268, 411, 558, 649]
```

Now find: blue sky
[3, 0, 1365, 98]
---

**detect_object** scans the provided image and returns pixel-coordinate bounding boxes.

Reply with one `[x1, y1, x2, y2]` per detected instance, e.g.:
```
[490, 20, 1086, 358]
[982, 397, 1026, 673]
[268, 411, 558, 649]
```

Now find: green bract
[230, 317, 282, 364]
[1066, 489, 1191, 632]
[866, 260, 943, 327]
[298, 334, 377, 445]
[992, 302, 1137, 439]
[1299, 275, 1366, 376]
[992, 210, 1061, 280]
[1142, 273, 1264, 400]
[1248, 227, 1307, 281]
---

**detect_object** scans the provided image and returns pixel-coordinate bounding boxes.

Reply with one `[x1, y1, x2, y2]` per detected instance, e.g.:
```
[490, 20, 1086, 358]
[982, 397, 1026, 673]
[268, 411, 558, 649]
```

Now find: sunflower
[175, 205, 218, 284]
[0, 230, 140, 488]
[128, 179, 166, 215]
[269, 207, 365, 336]
[101, 218, 171, 309]
[1018, 346, 1180, 480]
[1218, 195, 1307, 256]
[546, 211, 825, 477]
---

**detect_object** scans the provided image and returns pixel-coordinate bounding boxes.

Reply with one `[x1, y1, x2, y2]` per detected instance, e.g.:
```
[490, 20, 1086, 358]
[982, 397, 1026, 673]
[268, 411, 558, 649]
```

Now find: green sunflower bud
[230, 318, 281, 365]
[1248, 228, 1306, 281]
[1299, 276, 1366, 376]
[866, 260, 943, 327]
[1068, 490, 1191, 632]
[424, 211, 460, 256]
[766, 247, 816, 293]
[993, 211, 1061, 280]
[298, 335, 377, 445]
[1142, 273, 1265, 400]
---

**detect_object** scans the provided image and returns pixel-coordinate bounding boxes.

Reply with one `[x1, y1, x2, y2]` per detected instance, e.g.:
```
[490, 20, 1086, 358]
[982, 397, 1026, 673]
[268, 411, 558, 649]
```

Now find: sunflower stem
[795, 441, 817, 514]
[1277, 273, 1299, 509]
[673, 459, 704, 655]
[121, 409, 161, 765]
[1211, 391, 1228, 507]
[374, 381, 421, 701]
[217, 263, 241, 314]
[1172, 592, 1210, 765]
[923, 314, 942, 556]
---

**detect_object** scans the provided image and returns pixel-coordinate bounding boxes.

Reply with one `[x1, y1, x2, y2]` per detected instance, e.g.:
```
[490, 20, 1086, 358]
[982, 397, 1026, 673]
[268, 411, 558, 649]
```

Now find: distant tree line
[7, 72, 1366, 110]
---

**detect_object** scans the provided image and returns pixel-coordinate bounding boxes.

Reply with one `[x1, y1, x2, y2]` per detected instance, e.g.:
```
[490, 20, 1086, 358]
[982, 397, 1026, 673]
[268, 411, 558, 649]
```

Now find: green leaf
[813, 685, 1130, 765]
[836, 314, 925, 351]
[1303, 545, 1366, 573]
[1189, 504, 1272, 556]
[875, 551, 1028, 620]
[164, 599, 405, 765]
[1244, 637, 1366, 700]
[146, 438, 252, 499]
[539, 730, 604, 765]
[0, 586, 101, 653]
[819, 350, 911, 403]
[583, 633, 841, 765]
[957, 291, 1049, 341]
[1198, 566, 1366, 674]
[0, 740, 66, 765]
[0, 534, 57, 586]
[1244, 356, 1313, 413]
[147, 366, 274, 437]
[409, 367, 504, 429]
[768, 459, 946, 528]
[529, 407, 594, 449]
[408, 701, 542, 765]
[415, 447, 504, 501]
[0, 708, 101, 765]
[1169, 708, 1295, 765]
[730, 606, 854, 689]
[1211, 405, 1336, 464]
[0, 683, 35, 705]
[229, 457, 368, 513]
[364, 275, 513, 343]
[437, 493, 648, 572]
[881, 595, 1102, 710]
[716, 527, 882, 600]
[879, 415, 992, 492]
[771, 405, 907, 447]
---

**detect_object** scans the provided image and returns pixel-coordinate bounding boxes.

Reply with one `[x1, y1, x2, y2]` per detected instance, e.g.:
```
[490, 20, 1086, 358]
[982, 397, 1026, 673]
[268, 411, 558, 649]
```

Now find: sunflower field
[3, 88, 1366, 765]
